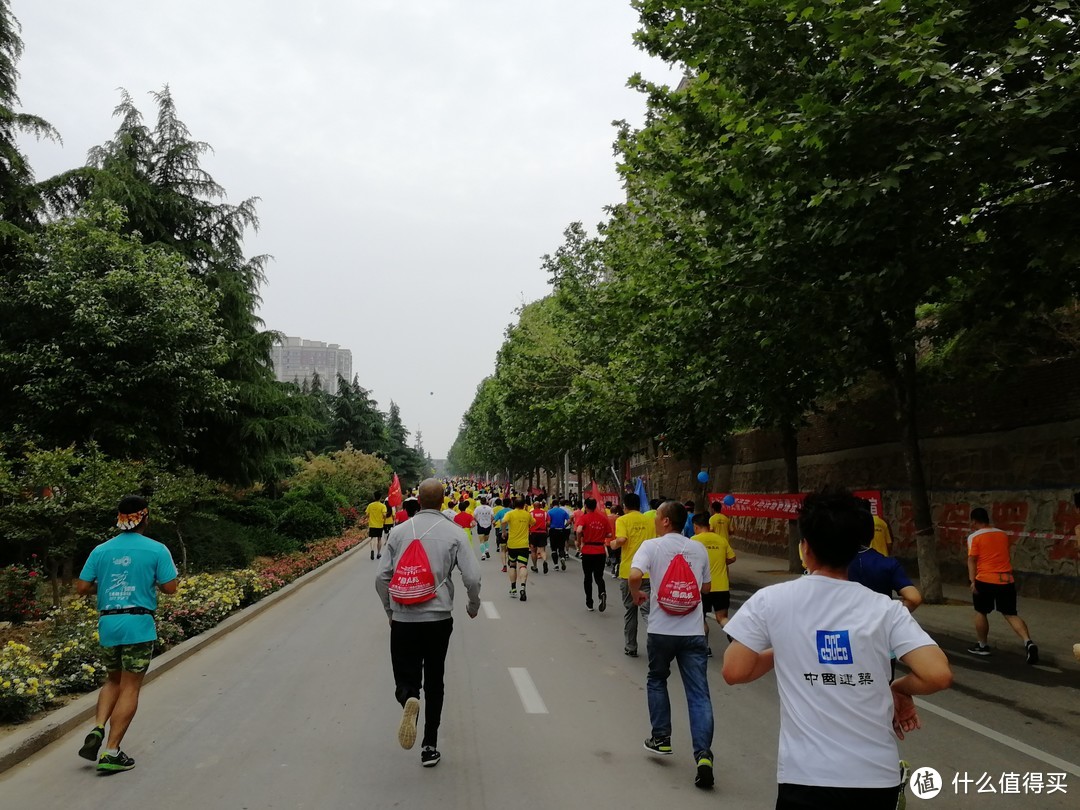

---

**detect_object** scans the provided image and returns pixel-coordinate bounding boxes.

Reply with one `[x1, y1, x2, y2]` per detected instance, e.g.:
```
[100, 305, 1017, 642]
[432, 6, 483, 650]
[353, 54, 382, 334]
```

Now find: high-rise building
[269, 336, 353, 387]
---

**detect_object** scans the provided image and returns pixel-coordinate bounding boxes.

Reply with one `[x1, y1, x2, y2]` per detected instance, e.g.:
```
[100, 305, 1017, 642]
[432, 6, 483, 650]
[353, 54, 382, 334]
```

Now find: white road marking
[481, 601, 500, 620]
[1032, 664, 1062, 674]
[508, 667, 549, 714]
[915, 698, 1080, 777]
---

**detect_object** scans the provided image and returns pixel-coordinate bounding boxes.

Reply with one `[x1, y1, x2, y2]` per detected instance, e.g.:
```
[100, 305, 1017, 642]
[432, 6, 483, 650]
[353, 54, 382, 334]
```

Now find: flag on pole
[387, 474, 403, 508]
[634, 477, 648, 508]
[587, 481, 603, 504]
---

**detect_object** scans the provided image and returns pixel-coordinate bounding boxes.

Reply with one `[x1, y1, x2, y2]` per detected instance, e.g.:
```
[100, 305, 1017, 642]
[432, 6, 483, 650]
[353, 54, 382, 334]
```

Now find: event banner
[707, 491, 884, 520]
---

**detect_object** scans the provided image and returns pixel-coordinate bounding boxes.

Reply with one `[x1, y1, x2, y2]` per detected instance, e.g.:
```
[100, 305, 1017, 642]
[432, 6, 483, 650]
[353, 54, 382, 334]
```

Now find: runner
[502, 498, 536, 601]
[366, 495, 387, 560]
[473, 496, 495, 560]
[74, 495, 179, 774]
[613, 492, 655, 657]
[709, 500, 730, 541]
[577, 498, 611, 611]
[453, 501, 476, 550]
[547, 499, 572, 570]
[493, 498, 511, 572]
[442, 500, 457, 520]
[690, 512, 737, 654]
[529, 499, 550, 574]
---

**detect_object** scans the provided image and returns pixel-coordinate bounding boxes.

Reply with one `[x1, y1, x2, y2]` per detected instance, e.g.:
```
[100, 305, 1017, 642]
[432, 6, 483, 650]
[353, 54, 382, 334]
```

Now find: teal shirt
[79, 532, 178, 647]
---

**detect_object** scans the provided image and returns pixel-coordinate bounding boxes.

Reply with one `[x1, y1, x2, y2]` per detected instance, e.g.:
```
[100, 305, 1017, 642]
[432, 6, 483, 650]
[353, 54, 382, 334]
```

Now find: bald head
[657, 500, 687, 535]
[418, 478, 445, 510]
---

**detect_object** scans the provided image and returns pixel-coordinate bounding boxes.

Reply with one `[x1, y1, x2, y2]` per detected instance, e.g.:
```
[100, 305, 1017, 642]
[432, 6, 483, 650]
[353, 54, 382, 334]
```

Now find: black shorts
[702, 591, 731, 613]
[777, 783, 901, 810]
[368, 527, 383, 538]
[972, 581, 1018, 615]
[477, 525, 492, 536]
[507, 547, 530, 566]
[529, 533, 548, 548]
[549, 528, 569, 547]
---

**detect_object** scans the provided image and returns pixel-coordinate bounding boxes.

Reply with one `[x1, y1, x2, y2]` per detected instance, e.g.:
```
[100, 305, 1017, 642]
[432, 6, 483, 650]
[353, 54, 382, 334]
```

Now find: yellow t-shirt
[365, 501, 385, 529]
[384, 507, 394, 527]
[503, 509, 536, 549]
[870, 515, 891, 556]
[709, 513, 730, 540]
[693, 531, 736, 592]
[616, 511, 655, 579]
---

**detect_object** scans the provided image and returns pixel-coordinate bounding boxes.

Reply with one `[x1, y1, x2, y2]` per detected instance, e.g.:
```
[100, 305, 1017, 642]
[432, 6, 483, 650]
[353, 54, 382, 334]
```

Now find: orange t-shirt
[968, 528, 1014, 584]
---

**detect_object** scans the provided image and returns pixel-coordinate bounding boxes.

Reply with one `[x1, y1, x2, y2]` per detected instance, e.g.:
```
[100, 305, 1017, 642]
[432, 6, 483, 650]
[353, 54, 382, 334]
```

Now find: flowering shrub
[0, 528, 364, 723]
[0, 641, 56, 723]
[0, 560, 44, 624]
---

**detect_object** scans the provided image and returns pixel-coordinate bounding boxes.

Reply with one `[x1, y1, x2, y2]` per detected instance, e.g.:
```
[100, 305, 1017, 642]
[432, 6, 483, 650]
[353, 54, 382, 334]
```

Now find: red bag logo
[388, 539, 437, 605]
[656, 552, 701, 615]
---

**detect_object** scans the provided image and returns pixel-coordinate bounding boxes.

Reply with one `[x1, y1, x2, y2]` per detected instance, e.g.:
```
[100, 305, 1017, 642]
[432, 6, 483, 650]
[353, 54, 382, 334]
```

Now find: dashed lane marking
[508, 667, 549, 714]
[481, 601, 500, 620]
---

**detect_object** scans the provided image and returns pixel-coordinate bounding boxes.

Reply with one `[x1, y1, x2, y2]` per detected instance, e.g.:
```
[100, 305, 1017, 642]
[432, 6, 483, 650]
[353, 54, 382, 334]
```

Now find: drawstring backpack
[655, 540, 702, 615]
[388, 519, 444, 605]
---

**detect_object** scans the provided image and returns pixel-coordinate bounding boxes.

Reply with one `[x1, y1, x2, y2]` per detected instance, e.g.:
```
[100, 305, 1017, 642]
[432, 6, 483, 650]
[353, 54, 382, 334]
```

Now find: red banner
[586, 483, 620, 506]
[387, 474, 403, 508]
[707, 491, 884, 520]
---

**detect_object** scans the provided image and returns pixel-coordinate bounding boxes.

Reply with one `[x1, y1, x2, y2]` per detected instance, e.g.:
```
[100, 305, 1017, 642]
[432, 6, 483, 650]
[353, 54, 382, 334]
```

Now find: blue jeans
[646, 633, 713, 757]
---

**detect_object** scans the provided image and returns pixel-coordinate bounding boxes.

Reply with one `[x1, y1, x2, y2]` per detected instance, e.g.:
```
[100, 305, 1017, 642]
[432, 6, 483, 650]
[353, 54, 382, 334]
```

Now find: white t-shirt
[725, 575, 936, 789]
[441, 509, 456, 520]
[473, 505, 495, 529]
[630, 532, 711, 636]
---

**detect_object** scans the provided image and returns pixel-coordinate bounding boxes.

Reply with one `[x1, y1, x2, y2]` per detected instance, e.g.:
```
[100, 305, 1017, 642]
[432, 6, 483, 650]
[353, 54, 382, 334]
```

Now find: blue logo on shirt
[817, 630, 853, 665]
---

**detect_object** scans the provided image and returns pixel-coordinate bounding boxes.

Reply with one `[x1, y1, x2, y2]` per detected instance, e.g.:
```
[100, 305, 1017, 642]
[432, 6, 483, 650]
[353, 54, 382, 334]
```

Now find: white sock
[104, 747, 119, 756]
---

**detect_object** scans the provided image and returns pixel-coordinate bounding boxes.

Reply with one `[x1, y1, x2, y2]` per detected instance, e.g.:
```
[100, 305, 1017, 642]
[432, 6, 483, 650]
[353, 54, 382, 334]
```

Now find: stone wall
[629, 357, 1080, 601]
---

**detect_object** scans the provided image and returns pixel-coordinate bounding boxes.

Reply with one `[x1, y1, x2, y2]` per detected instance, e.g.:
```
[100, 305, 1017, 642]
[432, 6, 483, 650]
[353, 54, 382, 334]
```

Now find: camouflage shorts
[99, 642, 156, 674]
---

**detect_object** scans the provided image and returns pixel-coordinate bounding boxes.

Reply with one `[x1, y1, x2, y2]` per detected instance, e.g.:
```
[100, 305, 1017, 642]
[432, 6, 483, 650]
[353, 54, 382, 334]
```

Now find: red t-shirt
[530, 508, 548, 533]
[395, 509, 408, 525]
[453, 512, 475, 531]
[579, 511, 611, 554]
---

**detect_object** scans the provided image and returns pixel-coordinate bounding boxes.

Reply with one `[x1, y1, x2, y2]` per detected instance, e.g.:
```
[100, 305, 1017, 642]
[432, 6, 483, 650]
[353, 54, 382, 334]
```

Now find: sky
[14, 1, 677, 458]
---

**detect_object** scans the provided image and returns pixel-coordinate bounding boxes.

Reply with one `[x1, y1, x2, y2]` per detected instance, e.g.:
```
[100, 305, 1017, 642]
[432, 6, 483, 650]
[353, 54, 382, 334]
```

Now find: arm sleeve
[157, 546, 179, 583]
[456, 536, 483, 615]
[724, 590, 771, 653]
[78, 547, 99, 582]
[887, 600, 936, 658]
[374, 535, 398, 618]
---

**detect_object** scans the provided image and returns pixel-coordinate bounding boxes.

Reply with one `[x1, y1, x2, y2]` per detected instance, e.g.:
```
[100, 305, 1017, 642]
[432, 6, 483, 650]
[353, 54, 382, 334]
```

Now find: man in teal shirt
[76, 495, 178, 773]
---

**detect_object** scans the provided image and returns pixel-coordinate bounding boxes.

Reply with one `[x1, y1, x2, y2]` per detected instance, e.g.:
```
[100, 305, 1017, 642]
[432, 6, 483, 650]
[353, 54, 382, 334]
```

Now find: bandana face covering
[117, 508, 149, 531]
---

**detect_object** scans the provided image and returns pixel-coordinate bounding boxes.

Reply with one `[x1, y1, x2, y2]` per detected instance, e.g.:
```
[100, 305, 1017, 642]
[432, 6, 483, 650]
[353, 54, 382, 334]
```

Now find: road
[2, 547, 1077, 808]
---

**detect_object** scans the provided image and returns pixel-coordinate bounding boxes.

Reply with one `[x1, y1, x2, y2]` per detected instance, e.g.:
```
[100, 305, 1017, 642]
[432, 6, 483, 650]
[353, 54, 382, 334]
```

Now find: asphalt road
[2, 547, 1077, 809]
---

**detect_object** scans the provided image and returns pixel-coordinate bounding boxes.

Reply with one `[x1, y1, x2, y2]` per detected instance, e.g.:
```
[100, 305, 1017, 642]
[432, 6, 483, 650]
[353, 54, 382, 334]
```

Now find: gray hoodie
[375, 509, 482, 622]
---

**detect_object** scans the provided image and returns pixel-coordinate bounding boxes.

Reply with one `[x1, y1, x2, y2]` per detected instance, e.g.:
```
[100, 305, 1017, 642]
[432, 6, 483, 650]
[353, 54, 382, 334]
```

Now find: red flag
[388, 474, 403, 508]
[587, 482, 602, 504]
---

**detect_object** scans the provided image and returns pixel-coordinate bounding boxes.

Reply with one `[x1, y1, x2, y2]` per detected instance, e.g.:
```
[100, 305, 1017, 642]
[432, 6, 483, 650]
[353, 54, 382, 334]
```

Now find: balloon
[723, 494, 736, 507]
[697, 471, 709, 484]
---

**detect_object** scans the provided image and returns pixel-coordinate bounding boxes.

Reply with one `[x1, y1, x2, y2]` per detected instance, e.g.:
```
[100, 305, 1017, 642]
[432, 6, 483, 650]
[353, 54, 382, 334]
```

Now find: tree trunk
[576, 452, 583, 501]
[177, 525, 189, 576]
[890, 345, 943, 602]
[779, 420, 802, 573]
[48, 556, 61, 608]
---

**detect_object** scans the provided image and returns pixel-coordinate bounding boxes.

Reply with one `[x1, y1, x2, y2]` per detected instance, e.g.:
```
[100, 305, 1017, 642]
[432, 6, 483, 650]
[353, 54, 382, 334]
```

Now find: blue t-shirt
[847, 548, 913, 597]
[79, 532, 178, 647]
[682, 512, 696, 538]
[548, 507, 570, 530]
[493, 507, 510, 528]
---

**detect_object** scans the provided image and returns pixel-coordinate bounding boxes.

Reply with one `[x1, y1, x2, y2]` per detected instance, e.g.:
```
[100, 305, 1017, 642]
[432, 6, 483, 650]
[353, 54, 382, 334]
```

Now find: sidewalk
[728, 551, 1080, 673]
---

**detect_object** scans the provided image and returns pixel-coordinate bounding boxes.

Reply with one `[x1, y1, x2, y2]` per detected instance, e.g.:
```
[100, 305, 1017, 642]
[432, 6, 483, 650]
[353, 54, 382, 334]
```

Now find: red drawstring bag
[388, 539, 437, 605]
[655, 547, 701, 615]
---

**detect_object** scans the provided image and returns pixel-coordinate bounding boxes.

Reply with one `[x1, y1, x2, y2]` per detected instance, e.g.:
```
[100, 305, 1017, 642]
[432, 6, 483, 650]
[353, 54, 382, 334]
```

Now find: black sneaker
[97, 750, 135, 774]
[967, 643, 991, 656]
[78, 727, 104, 761]
[543, 561, 549, 574]
[695, 755, 714, 788]
[586, 603, 594, 612]
[625, 649, 638, 658]
[1026, 641, 1039, 665]
[530, 565, 538, 573]
[599, 592, 607, 612]
[561, 560, 566, 571]
[421, 746, 441, 767]
[643, 736, 672, 755]
[519, 587, 527, 602]
[370, 549, 375, 560]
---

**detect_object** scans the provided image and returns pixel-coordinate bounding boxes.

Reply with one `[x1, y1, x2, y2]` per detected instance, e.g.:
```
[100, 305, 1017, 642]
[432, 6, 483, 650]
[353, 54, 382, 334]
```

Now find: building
[269, 336, 353, 387]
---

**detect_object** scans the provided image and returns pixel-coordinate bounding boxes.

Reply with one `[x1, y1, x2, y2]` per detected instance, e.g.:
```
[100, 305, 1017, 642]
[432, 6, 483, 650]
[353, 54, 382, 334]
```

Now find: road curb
[0, 540, 367, 775]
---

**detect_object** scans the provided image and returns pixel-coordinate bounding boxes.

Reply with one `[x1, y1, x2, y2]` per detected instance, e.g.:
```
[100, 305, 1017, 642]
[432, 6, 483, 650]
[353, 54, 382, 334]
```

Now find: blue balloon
[697, 471, 709, 484]
[723, 494, 736, 507]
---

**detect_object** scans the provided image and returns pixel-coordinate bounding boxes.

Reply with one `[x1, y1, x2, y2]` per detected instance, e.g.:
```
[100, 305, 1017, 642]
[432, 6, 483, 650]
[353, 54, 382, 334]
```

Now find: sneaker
[509, 587, 517, 598]
[543, 561, 549, 574]
[561, 560, 566, 571]
[643, 737, 672, 756]
[967, 643, 991, 656]
[599, 592, 607, 613]
[97, 750, 135, 773]
[586, 603, 594, 612]
[501, 565, 507, 573]
[78, 727, 104, 761]
[695, 755, 714, 789]
[1025, 641, 1039, 666]
[370, 549, 375, 560]
[898, 760, 911, 810]
[376, 553, 381, 559]
[706, 647, 713, 658]
[519, 587, 527, 602]
[625, 649, 638, 658]
[421, 746, 441, 767]
[398, 697, 420, 749]
[530, 565, 538, 573]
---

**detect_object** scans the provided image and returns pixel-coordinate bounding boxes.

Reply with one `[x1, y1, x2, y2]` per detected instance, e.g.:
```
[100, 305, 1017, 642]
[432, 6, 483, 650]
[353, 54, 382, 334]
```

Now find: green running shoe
[78, 727, 104, 761]
[97, 750, 135, 774]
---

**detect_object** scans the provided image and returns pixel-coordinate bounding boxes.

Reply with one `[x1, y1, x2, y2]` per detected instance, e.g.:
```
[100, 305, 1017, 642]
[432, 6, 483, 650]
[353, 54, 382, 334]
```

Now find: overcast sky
[15, 1, 677, 458]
